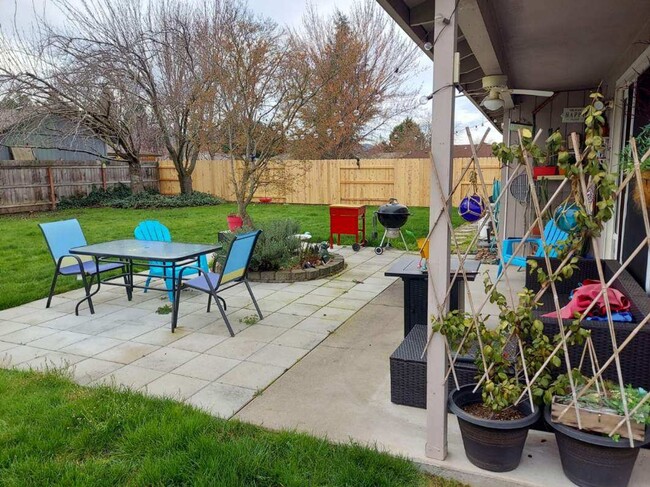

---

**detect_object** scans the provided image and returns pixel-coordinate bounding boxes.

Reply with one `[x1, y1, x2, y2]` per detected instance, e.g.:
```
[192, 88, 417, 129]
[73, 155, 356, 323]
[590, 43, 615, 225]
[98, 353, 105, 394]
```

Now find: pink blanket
[542, 280, 630, 320]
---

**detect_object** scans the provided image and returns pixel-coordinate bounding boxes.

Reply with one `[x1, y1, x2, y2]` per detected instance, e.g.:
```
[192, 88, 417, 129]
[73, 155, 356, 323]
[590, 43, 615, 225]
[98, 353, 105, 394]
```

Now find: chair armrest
[55, 254, 87, 274]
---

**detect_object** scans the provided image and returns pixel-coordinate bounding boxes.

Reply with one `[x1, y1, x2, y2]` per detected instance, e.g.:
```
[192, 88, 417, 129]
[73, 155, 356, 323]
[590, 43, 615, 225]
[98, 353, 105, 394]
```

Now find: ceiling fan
[481, 75, 553, 111]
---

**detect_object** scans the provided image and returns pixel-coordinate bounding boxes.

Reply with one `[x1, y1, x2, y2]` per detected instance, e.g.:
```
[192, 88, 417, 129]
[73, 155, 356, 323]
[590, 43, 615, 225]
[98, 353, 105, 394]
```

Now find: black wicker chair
[526, 257, 650, 390]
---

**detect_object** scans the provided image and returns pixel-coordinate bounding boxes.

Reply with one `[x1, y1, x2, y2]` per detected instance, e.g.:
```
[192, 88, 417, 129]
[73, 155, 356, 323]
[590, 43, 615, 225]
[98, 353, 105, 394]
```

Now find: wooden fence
[159, 157, 502, 207]
[0, 160, 159, 214]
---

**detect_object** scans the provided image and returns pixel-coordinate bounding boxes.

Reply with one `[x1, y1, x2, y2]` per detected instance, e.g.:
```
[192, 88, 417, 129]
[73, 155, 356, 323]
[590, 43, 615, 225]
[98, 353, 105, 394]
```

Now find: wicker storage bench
[390, 324, 477, 408]
[526, 257, 650, 390]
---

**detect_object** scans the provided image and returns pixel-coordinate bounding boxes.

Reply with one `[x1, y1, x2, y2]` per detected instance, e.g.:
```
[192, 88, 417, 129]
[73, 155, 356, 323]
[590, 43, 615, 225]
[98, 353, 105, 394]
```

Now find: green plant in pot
[620, 122, 650, 210]
[433, 276, 559, 472]
[536, 92, 648, 487]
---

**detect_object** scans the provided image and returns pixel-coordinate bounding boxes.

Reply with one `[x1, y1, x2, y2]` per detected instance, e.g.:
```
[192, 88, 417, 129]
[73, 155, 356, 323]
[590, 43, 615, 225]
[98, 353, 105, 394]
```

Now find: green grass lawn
[0, 368, 461, 486]
[0, 203, 464, 310]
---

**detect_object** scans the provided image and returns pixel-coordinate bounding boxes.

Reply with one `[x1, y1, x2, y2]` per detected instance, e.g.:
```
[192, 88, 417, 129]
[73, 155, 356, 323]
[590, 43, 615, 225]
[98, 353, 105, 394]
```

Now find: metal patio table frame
[70, 239, 222, 331]
[385, 256, 481, 337]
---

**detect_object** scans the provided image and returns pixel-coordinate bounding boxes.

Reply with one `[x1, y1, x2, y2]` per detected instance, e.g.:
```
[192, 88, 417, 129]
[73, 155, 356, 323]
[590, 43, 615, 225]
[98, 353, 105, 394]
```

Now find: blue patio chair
[173, 230, 263, 336]
[134, 220, 208, 301]
[39, 219, 126, 313]
[497, 219, 568, 277]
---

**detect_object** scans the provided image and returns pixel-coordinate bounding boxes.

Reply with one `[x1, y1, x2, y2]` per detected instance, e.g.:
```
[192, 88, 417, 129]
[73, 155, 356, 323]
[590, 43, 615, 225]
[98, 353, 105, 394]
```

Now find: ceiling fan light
[482, 95, 504, 111]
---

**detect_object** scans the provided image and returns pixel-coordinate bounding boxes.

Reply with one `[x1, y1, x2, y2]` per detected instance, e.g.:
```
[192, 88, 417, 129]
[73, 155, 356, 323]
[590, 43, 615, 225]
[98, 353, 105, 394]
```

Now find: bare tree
[0, 1, 161, 193]
[214, 9, 318, 226]
[1, 0, 237, 194]
[289, 1, 420, 160]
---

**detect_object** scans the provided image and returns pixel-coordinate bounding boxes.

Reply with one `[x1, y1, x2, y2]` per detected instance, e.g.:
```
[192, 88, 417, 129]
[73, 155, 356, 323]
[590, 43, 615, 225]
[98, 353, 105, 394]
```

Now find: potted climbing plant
[620, 122, 650, 210]
[433, 276, 560, 472]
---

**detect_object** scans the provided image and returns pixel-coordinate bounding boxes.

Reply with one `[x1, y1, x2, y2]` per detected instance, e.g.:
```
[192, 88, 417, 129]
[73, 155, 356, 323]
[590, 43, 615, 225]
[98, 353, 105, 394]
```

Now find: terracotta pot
[259, 197, 273, 204]
[530, 224, 542, 236]
[227, 215, 243, 231]
[633, 171, 650, 211]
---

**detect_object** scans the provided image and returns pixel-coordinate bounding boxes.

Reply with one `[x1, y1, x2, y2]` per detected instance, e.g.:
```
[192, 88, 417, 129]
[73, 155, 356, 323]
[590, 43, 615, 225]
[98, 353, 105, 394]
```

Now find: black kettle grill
[374, 198, 410, 254]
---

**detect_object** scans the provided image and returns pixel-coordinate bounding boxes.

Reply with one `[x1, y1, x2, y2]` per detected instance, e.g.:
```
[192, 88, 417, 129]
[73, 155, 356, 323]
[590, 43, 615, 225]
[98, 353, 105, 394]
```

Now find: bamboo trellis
[429, 124, 650, 448]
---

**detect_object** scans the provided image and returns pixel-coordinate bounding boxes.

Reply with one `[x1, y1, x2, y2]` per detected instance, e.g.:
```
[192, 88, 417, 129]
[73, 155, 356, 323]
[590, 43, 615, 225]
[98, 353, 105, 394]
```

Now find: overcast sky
[0, 0, 500, 143]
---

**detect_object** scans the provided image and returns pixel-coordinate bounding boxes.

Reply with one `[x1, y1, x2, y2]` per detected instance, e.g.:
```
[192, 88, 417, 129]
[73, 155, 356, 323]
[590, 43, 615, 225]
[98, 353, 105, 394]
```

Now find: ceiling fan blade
[511, 89, 554, 97]
[501, 91, 514, 109]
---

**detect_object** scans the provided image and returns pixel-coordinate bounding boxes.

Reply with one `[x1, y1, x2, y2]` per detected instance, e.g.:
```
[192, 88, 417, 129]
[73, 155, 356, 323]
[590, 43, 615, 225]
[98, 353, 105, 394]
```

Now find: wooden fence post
[101, 163, 107, 190]
[47, 166, 56, 210]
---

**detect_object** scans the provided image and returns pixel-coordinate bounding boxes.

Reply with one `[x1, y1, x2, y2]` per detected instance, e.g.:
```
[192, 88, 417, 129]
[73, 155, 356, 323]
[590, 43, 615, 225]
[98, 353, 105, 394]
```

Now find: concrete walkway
[0, 246, 403, 418]
[236, 267, 650, 487]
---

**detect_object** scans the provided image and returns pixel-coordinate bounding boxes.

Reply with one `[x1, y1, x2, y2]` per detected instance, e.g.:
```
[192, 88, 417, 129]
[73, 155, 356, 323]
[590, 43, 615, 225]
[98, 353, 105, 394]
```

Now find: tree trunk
[127, 159, 145, 194]
[179, 172, 193, 194]
[238, 200, 253, 227]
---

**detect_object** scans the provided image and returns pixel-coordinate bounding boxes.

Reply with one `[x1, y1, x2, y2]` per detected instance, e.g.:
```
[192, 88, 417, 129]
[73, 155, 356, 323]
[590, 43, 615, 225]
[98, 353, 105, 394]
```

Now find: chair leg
[171, 277, 182, 332]
[244, 280, 263, 320]
[213, 293, 234, 337]
[46, 272, 59, 308]
[207, 294, 212, 312]
[207, 294, 227, 313]
[76, 272, 95, 315]
[144, 275, 152, 293]
[497, 261, 503, 278]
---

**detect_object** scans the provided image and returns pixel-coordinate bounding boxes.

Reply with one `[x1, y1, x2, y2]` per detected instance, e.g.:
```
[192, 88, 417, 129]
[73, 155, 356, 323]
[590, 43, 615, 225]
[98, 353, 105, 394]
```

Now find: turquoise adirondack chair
[134, 220, 209, 301]
[497, 219, 568, 277]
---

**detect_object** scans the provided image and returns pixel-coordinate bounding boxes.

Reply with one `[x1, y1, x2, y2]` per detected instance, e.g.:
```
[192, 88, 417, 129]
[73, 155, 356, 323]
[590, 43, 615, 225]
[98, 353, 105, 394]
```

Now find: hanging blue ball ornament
[554, 202, 580, 232]
[458, 194, 485, 222]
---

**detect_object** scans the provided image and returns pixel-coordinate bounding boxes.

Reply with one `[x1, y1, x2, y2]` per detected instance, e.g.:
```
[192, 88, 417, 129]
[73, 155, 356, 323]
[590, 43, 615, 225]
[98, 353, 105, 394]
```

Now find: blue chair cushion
[185, 272, 221, 292]
[59, 261, 124, 275]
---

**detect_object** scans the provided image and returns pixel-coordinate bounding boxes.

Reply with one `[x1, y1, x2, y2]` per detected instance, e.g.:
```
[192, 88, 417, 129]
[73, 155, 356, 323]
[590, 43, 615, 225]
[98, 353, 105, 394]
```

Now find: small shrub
[57, 183, 132, 209]
[248, 219, 301, 272]
[57, 184, 223, 209]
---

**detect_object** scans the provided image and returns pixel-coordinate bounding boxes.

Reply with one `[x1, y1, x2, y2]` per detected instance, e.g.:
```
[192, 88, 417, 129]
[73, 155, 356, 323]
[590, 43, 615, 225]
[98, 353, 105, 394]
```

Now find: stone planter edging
[248, 254, 345, 283]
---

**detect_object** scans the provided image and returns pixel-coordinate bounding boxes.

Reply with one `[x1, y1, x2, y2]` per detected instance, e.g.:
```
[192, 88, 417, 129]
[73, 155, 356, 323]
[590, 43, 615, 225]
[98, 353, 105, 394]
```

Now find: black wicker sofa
[526, 257, 650, 390]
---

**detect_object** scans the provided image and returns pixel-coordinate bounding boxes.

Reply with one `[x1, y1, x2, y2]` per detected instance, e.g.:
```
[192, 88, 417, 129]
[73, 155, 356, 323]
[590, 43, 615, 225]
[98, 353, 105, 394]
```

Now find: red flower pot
[227, 215, 243, 231]
[259, 197, 273, 204]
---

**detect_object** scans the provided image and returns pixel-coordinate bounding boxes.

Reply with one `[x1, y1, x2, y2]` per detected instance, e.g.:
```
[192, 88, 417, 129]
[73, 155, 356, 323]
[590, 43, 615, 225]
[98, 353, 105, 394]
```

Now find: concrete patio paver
[95, 341, 160, 364]
[186, 382, 256, 418]
[206, 337, 267, 360]
[71, 357, 124, 385]
[130, 347, 199, 373]
[247, 344, 309, 368]
[143, 373, 209, 400]
[217, 361, 285, 390]
[93, 364, 164, 389]
[172, 353, 240, 381]
[29, 330, 92, 351]
[61, 336, 123, 356]
[272, 329, 326, 349]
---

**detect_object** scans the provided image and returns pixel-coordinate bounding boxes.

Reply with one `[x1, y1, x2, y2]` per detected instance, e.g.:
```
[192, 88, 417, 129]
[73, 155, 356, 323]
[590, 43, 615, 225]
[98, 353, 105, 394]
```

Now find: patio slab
[0, 246, 406, 421]
[236, 273, 650, 487]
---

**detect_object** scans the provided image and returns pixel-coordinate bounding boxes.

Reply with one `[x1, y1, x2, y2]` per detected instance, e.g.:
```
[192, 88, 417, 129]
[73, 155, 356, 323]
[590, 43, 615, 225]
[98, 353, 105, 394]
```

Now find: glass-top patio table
[70, 239, 222, 331]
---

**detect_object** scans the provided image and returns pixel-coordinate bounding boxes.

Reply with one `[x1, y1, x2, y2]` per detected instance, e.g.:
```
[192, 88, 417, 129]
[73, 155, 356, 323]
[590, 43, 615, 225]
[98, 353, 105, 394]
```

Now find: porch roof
[377, 0, 650, 129]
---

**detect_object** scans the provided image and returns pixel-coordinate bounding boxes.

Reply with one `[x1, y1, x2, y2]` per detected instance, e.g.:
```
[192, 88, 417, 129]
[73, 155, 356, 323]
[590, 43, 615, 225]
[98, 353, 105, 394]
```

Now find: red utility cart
[329, 204, 366, 251]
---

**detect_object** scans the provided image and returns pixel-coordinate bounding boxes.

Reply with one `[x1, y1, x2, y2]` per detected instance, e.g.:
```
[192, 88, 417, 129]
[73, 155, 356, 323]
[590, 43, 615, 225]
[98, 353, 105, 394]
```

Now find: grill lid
[377, 199, 410, 216]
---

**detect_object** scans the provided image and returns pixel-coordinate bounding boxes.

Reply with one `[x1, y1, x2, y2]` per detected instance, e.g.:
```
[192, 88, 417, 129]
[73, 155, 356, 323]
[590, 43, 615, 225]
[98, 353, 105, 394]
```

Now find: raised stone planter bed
[248, 254, 345, 283]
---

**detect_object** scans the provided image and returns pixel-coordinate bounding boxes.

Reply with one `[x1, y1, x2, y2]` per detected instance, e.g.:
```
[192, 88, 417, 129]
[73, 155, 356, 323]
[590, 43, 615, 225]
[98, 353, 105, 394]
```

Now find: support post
[426, 0, 457, 460]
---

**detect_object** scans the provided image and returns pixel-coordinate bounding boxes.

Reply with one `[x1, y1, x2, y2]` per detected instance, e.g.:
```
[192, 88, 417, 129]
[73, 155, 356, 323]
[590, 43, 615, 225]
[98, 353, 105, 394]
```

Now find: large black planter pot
[544, 406, 649, 487]
[448, 384, 541, 472]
